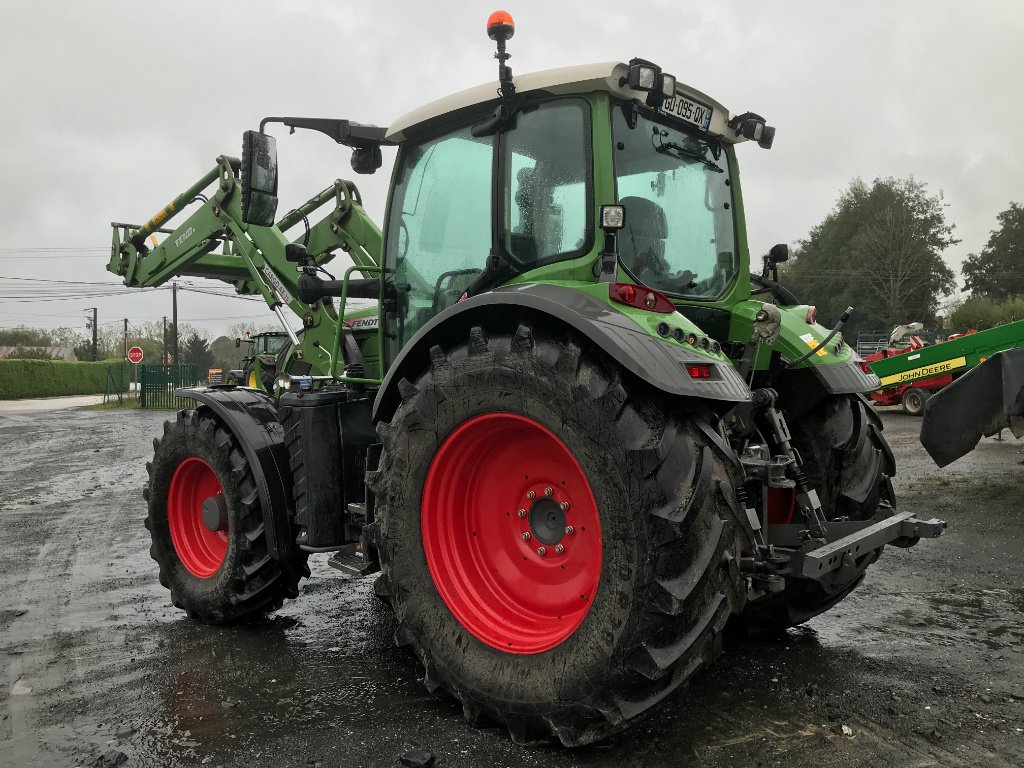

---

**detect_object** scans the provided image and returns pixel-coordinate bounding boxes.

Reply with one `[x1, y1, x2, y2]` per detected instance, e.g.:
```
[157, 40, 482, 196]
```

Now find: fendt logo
[174, 226, 195, 248]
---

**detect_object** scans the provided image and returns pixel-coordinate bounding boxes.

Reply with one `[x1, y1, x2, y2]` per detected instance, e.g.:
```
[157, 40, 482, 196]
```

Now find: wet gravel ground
[1, 405, 1022, 767]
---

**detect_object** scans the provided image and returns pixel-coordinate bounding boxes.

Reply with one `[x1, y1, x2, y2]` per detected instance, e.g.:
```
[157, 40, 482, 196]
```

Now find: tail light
[686, 364, 712, 379]
[610, 283, 674, 314]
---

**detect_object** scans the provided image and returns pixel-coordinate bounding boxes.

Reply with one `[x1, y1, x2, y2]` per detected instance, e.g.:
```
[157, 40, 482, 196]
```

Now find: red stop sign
[128, 346, 144, 364]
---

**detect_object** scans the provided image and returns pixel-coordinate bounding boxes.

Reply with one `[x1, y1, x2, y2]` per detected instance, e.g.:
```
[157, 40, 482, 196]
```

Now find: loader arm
[108, 157, 384, 380]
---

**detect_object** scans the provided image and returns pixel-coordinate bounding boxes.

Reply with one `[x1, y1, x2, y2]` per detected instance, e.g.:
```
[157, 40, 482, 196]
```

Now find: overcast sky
[1, 1, 1021, 341]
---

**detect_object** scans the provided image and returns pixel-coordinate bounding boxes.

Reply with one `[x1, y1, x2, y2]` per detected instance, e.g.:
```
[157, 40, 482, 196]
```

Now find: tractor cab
[236, 14, 777, 380]
[377, 43, 775, 364]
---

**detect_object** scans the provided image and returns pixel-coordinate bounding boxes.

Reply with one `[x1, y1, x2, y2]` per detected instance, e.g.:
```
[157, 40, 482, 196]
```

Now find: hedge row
[0, 359, 131, 400]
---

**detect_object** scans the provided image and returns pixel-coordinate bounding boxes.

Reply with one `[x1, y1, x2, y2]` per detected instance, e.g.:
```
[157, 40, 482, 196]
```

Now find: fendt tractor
[107, 13, 945, 746]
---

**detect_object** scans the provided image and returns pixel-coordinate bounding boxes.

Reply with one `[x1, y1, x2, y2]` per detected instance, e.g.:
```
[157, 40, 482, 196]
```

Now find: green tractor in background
[109, 12, 944, 747]
[233, 330, 290, 391]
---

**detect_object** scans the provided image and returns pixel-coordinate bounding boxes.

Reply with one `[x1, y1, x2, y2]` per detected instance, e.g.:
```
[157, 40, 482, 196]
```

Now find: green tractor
[233, 330, 290, 391]
[113, 12, 944, 746]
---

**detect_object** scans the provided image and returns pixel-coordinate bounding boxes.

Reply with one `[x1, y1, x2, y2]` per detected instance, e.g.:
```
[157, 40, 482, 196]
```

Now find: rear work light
[610, 283, 675, 314]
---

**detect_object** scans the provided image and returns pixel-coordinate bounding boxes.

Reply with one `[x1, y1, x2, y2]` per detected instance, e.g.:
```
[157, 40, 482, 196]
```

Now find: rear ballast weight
[120, 10, 945, 748]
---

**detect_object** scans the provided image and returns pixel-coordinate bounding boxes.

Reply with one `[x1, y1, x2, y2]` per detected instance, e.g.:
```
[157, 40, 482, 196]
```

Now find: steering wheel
[432, 268, 483, 314]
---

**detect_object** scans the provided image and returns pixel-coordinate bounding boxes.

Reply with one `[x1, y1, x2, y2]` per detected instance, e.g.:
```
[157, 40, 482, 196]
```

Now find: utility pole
[89, 307, 98, 361]
[162, 316, 168, 365]
[123, 318, 129, 360]
[172, 281, 179, 365]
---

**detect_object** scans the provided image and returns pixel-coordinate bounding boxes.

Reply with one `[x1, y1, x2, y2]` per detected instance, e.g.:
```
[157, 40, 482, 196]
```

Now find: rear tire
[371, 322, 747, 746]
[144, 407, 309, 624]
[901, 387, 930, 416]
[738, 394, 895, 630]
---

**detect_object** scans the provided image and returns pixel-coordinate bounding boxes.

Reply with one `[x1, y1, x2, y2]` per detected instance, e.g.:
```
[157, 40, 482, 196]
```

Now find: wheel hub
[528, 497, 566, 546]
[201, 494, 228, 533]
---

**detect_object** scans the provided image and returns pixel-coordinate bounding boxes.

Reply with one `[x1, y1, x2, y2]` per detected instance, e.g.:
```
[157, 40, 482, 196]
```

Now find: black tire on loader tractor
[258, 362, 276, 394]
[738, 394, 895, 631]
[370, 322, 748, 746]
[144, 408, 309, 624]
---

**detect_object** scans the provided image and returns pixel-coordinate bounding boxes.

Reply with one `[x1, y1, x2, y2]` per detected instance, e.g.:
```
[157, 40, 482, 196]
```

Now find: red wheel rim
[167, 457, 228, 578]
[422, 413, 602, 654]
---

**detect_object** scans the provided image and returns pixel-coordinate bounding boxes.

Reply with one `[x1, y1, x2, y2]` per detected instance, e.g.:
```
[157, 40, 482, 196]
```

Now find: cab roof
[385, 61, 741, 144]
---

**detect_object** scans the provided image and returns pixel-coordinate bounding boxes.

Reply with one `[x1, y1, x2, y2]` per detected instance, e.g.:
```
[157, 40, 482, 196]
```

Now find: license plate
[660, 95, 713, 132]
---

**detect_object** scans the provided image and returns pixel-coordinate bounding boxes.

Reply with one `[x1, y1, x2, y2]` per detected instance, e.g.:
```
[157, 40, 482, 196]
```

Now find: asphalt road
[1, 404, 1022, 767]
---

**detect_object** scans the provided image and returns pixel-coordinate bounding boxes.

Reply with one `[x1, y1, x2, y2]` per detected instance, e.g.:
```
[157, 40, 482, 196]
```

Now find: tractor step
[327, 542, 378, 577]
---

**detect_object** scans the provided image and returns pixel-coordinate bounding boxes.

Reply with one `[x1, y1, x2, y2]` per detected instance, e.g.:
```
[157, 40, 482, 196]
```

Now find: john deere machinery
[107, 12, 944, 746]
[865, 319, 1024, 416]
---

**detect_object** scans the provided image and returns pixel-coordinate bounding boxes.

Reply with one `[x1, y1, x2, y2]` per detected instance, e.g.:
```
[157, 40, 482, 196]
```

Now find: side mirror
[768, 243, 789, 263]
[240, 131, 279, 226]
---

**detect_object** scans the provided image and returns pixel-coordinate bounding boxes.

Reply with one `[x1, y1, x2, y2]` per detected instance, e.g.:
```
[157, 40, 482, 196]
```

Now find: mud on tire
[144, 407, 309, 624]
[740, 394, 896, 630]
[370, 322, 749, 746]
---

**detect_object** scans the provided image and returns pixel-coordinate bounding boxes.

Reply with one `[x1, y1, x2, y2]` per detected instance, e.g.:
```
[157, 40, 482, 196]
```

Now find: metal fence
[140, 364, 199, 409]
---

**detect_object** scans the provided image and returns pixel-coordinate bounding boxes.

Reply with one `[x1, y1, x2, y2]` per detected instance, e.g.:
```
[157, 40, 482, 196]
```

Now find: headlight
[600, 204, 625, 231]
[661, 73, 676, 98]
[625, 59, 660, 91]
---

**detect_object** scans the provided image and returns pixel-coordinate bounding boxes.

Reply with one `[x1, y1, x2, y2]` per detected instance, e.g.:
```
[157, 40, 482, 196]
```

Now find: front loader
[111, 12, 945, 747]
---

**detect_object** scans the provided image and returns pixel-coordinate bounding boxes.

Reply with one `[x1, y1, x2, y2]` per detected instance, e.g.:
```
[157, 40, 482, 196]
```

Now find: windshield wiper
[654, 141, 724, 173]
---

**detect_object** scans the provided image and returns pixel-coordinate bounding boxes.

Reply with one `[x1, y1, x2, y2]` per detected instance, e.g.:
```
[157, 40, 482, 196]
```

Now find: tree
[0, 326, 52, 346]
[5, 347, 59, 360]
[208, 335, 240, 371]
[226, 322, 279, 343]
[962, 202, 1024, 300]
[780, 177, 958, 336]
[948, 296, 1024, 331]
[182, 332, 213, 372]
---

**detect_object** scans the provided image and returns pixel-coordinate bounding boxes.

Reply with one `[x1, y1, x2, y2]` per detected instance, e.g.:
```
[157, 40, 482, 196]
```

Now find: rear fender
[176, 386, 299, 560]
[372, 283, 752, 423]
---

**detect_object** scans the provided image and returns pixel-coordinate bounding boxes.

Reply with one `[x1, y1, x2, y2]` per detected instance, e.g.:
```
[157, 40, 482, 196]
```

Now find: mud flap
[920, 349, 1024, 467]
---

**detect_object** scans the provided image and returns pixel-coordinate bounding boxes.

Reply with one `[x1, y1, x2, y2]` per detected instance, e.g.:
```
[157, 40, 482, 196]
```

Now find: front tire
[371, 323, 746, 746]
[144, 408, 309, 624]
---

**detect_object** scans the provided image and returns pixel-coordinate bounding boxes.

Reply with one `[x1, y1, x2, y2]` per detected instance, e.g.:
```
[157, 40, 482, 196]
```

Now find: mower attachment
[920, 348, 1024, 467]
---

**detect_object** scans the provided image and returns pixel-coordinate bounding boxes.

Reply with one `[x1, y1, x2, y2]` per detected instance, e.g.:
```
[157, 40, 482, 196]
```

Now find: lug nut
[564, 525, 574, 535]
[521, 532, 531, 541]
[517, 508, 526, 518]
[527, 490, 536, 500]
[555, 544, 565, 554]
[559, 501, 569, 511]
[536, 546, 547, 556]
[544, 486, 553, 496]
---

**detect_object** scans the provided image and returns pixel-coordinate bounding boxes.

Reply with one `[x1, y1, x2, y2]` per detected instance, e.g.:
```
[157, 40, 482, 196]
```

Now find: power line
[0, 247, 108, 253]
[0, 275, 124, 285]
